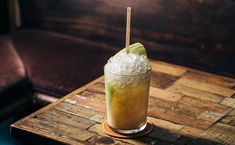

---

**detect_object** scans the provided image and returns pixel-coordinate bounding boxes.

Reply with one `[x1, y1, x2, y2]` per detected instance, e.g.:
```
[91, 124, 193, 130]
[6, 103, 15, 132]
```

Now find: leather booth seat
[11, 29, 118, 96]
[0, 29, 117, 110]
[0, 36, 30, 109]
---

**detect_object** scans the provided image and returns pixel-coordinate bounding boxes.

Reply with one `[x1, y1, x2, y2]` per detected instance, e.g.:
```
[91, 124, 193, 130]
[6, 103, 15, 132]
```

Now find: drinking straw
[125, 7, 131, 53]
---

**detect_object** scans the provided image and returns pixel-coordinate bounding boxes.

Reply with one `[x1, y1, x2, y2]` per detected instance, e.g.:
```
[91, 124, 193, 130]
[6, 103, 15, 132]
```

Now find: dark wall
[0, 0, 9, 33]
[19, 0, 235, 77]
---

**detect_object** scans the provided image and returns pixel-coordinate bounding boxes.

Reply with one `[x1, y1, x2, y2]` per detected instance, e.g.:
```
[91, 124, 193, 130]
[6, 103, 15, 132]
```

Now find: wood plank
[167, 84, 223, 103]
[64, 98, 78, 105]
[197, 110, 228, 122]
[232, 94, 235, 98]
[36, 109, 96, 129]
[220, 97, 235, 108]
[79, 89, 105, 102]
[12, 125, 84, 145]
[88, 135, 131, 145]
[150, 95, 227, 118]
[149, 96, 176, 111]
[189, 123, 235, 145]
[178, 126, 204, 137]
[176, 77, 235, 97]
[148, 96, 229, 130]
[88, 124, 110, 137]
[55, 102, 97, 119]
[148, 117, 184, 131]
[19, 118, 95, 142]
[177, 98, 231, 124]
[174, 127, 204, 145]
[220, 109, 235, 126]
[150, 61, 186, 76]
[148, 105, 212, 130]
[89, 112, 106, 123]
[88, 82, 105, 94]
[151, 71, 179, 89]
[148, 126, 181, 143]
[183, 71, 235, 88]
[69, 90, 106, 112]
[149, 96, 203, 119]
[179, 96, 228, 114]
[150, 87, 182, 102]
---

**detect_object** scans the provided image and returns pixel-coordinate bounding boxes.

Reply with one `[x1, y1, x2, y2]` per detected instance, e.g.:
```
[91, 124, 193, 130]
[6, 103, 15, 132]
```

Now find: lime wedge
[120, 43, 147, 56]
[128, 43, 147, 56]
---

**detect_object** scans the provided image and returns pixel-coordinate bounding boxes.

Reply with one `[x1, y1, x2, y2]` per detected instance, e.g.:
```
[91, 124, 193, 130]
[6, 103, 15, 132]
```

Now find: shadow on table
[12, 124, 222, 145]
[133, 125, 222, 145]
[11, 120, 224, 145]
[91, 124, 221, 145]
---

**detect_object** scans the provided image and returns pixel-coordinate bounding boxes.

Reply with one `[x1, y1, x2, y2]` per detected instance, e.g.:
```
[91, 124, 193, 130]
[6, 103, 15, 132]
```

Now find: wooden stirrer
[125, 7, 131, 53]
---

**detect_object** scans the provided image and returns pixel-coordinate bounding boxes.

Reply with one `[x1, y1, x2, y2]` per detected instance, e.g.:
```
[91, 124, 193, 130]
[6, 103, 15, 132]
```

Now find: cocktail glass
[104, 66, 151, 134]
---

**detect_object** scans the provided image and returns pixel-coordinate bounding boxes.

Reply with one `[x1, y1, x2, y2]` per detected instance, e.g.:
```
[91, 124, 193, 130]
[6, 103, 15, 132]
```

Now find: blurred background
[1, 0, 235, 76]
[0, 0, 234, 144]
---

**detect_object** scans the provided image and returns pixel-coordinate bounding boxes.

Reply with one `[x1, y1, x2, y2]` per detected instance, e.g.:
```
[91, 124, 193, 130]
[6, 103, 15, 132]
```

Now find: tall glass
[104, 66, 151, 134]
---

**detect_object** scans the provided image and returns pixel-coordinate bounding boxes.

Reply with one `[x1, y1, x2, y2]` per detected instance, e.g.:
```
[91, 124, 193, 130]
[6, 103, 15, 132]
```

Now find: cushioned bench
[11, 29, 118, 96]
[0, 36, 30, 109]
[0, 29, 117, 120]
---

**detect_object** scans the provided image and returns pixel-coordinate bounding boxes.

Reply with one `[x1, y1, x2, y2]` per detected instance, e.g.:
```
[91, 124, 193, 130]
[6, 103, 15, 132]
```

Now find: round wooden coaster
[101, 120, 153, 138]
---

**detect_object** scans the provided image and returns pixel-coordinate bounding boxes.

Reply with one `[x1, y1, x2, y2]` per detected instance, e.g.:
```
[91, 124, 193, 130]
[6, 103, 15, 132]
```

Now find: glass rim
[104, 64, 152, 76]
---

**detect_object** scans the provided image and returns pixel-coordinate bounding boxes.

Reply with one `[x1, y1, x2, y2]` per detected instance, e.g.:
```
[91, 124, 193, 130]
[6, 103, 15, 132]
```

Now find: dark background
[1, 0, 235, 77]
[0, 0, 9, 34]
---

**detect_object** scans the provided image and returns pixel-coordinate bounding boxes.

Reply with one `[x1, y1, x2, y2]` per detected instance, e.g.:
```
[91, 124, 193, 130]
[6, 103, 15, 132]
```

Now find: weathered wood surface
[18, 0, 235, 77]
[11, 60, 235, 145]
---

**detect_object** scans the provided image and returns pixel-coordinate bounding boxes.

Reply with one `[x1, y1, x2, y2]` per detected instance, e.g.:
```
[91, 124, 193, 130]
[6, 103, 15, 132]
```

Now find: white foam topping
[105, 51, 150, 75]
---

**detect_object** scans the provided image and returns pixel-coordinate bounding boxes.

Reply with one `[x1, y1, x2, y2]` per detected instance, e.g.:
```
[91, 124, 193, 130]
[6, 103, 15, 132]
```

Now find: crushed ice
[105, 51, 150, 75]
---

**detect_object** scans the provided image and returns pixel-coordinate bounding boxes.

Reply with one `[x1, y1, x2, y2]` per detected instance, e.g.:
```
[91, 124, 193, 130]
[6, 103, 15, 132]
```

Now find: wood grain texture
[220, 97, 235, 108]
[220, 109, 235, 126]
[150, 87, 183, 102]
[11, 60, 235, 145]
[183, 71, 235, 88]
[18, 0, 235, 77]
[36, 109, 96, 129]
[176, 77, 235, 97]
[150, 61, 186, 76]
[167, 84, 224, 103]
[189, 123, 235, 145]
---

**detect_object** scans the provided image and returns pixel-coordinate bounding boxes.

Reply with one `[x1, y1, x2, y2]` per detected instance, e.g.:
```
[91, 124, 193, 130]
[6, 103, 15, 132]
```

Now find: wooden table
[11, 60, 235, 145]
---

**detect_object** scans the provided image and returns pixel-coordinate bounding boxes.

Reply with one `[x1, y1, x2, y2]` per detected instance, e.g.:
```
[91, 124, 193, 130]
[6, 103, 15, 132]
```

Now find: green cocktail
[104, 43, 151, 134]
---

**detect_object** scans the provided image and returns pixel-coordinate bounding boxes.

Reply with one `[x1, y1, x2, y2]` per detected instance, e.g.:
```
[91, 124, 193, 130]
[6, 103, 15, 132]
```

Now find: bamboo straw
[125, 7, 131, 53]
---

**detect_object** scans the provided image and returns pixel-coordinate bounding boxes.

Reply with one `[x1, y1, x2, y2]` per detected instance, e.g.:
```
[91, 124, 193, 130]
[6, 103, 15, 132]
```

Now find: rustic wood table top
[11, 60, 235, 145]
